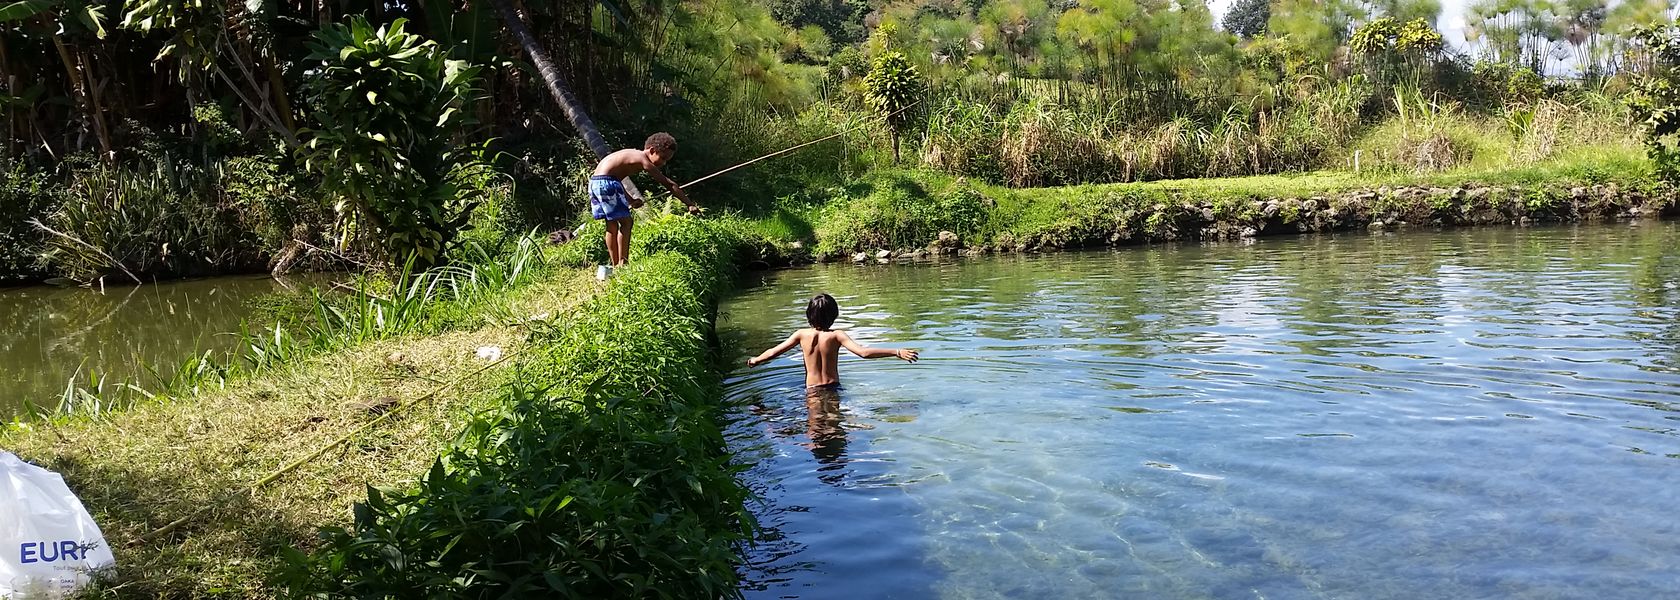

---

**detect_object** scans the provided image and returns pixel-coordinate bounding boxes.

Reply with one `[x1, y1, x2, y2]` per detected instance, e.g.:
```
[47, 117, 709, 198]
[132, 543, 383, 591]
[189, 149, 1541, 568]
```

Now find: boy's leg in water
[615, 217, 634, 266]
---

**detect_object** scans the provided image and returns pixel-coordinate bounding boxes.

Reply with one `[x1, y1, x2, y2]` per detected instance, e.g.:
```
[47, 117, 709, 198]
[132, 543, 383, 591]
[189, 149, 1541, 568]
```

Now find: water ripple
[723, 223, 1680, 599]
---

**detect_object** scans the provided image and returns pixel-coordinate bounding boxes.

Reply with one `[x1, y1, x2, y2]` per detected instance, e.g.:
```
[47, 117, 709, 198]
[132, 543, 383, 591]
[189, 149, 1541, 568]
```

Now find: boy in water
[589, 132, 702, 280]
[745, 293, 920, 389]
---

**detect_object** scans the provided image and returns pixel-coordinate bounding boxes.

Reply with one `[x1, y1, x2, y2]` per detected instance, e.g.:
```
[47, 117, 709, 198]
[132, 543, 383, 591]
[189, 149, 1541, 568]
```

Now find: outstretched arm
[838, 331, 919, 363]
[747, 333, 800, 367]
[644, 162, 700, 214]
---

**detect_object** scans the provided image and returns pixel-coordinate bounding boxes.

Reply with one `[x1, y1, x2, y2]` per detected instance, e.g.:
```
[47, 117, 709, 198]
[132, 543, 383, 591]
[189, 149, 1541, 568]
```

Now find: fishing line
[682, 98, 924, 189]
[556, 99, 924, 241]
[132, 350, 517, 545]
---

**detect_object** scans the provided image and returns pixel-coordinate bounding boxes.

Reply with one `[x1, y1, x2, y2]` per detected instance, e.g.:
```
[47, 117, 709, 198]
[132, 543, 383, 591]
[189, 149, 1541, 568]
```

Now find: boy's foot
[595, 265, 608, 281]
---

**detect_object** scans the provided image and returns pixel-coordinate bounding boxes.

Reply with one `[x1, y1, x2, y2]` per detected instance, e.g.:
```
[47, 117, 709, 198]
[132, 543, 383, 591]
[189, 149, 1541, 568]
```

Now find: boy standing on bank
[589, 132, 702, 280]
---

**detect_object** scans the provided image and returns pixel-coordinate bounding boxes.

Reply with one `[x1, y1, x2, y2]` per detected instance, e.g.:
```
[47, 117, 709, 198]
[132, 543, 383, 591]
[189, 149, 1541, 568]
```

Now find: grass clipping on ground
[0, 270, 595, 598]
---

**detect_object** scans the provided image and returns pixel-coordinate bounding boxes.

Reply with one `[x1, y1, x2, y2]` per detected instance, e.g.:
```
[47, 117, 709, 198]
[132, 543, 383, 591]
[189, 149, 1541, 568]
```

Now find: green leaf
[0, 0, 50, 21]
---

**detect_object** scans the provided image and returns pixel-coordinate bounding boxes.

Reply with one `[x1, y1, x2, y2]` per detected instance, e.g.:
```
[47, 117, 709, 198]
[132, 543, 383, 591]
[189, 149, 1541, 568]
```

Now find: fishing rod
[552, 100, 925, 242]
[684, 99, 924, 189]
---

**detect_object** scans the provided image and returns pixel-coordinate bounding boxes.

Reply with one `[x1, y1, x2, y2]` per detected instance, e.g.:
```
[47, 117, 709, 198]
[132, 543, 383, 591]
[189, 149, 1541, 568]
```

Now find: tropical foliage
[300, 17, 486, 271]
[1628, 22, 1680, 180]
[0, 0, 1671, 283]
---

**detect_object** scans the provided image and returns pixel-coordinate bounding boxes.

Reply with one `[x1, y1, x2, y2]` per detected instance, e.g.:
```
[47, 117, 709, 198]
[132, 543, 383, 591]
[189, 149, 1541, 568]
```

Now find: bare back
[592, 148, 651, 180]
[796, 328, 846, 388]
[747, 325, 914, 386]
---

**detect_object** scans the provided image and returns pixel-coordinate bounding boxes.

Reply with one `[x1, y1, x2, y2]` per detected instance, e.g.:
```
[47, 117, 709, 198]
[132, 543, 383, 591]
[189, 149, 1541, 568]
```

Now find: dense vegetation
[2, 0, 1675, 285]
[3, 0, 1677, 595]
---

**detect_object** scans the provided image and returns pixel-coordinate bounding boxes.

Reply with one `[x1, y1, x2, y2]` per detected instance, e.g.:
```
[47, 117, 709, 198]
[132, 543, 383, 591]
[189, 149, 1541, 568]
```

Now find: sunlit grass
[0, 269, 597, 597]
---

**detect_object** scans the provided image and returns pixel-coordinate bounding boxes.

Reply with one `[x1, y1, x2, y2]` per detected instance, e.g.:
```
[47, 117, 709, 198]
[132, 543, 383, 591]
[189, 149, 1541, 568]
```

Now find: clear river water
[719, 222, 1680, 599]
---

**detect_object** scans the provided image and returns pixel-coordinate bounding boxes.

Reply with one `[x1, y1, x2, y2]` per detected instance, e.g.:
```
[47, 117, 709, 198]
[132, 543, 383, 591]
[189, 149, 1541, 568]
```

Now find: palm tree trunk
[489, 0, 611, 158]
[490, 0, 647, 204]
[52, 36, 110, 157]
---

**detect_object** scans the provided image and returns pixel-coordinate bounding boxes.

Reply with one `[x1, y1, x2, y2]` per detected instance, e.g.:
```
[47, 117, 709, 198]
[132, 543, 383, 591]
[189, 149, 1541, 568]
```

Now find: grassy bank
[281, 218, 766, 597]
[30, 235, 555, 418]
[0, 271, 594, 597]
[792, 151, 1672, 258]
[0, 214, 776, 597]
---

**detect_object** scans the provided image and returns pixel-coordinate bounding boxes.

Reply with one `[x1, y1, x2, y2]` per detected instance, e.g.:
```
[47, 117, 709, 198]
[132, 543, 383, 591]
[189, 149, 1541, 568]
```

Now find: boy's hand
[746, 357, 763, 367]
[897, 349, 920, 363]
[687, 204, 703, 215]
[629, 196, 645, 209]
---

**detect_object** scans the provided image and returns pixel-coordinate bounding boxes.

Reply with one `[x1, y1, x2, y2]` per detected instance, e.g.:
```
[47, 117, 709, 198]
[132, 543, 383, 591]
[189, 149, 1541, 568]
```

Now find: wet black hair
[806, 293, 838, 330]
[644, 132, 677, 154]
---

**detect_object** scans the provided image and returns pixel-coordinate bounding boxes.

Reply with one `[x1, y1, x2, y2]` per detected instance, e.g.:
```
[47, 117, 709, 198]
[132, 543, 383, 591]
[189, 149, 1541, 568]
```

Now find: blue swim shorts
[588, 175, 632, 221]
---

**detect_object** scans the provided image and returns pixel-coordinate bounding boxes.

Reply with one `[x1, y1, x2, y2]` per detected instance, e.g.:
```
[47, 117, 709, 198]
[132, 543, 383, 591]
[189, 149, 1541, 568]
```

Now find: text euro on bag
[1, 452, 116, 598]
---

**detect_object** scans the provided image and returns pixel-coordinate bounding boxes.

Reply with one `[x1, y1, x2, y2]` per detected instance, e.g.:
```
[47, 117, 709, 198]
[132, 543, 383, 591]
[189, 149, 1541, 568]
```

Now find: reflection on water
[0, 274, 331, 416]
[721, 222, 1680, 599]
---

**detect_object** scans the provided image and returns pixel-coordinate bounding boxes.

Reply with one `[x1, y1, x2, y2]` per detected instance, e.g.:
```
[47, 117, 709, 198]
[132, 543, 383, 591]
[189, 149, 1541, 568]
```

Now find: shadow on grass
[39, 454, 317, 598]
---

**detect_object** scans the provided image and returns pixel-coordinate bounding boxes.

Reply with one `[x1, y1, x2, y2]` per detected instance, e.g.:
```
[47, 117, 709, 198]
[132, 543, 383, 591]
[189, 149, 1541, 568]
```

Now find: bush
[299, 16, 487, 272]
[219, 154, 330, 252]
[1467, 61, 1542, 108]
[0, 163, 62, 283]
[40, 164, 264, 282]
[1628, 24, 1680, 182]
[814, 172, 987, 254]
[496, 139, 595, 234]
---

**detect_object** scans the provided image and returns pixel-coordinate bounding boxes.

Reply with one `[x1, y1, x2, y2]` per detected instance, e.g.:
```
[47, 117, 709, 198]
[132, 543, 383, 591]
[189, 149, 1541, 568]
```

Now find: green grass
[282, 220, 759, 598]
[758, 147, 1663, 258]
[0, 271, 597, 598]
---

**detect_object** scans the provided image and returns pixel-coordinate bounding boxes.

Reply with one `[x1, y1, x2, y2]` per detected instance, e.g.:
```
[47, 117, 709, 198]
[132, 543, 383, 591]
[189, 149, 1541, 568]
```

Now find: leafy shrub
[219, 154, 332, 252]
[0, 163, 62, 283]
[496, 139, 595, 234]
[814, 172, 987, 253]
[1628, 24, 1680, 181]
[862, 50, 927, 162]
[1468, 61, 1542, 108]
[299, 17, 487, 272]
[1349, 17, 1443, 85]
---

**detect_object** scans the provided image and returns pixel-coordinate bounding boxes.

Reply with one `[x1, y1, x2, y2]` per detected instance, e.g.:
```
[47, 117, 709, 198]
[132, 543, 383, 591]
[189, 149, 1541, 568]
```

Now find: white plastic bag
[0, 452, 116, 599]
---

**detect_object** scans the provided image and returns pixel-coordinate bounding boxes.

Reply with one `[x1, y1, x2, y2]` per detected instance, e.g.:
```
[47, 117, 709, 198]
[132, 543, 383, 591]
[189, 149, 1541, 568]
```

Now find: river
[720, 222, 1680, 599]
[0, 275, 329, 417]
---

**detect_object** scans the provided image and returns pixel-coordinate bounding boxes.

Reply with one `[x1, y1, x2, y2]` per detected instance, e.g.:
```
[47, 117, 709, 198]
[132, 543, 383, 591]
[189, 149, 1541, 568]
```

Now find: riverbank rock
[875, 249, 893, 259]
[931, 230, 962, 252]
[852, 252, 868, 263]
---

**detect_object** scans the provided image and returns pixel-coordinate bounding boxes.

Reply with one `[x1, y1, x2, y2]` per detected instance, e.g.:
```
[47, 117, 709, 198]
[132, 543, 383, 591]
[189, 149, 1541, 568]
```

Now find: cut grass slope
[0, 271, 595, 598]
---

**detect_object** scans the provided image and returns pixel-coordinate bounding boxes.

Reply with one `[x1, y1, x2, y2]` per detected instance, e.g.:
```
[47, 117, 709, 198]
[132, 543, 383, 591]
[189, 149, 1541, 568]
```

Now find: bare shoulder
[619, 148, 651, 167]
[595, 149, 647, 177]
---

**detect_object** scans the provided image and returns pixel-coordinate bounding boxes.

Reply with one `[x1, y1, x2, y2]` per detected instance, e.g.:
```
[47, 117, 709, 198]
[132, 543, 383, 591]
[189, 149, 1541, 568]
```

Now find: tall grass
[910, 76, 1374, 187]
[1346, 90, 1636, 175]
[37, 164, 264, 283]
[39, 233, 554, 417]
